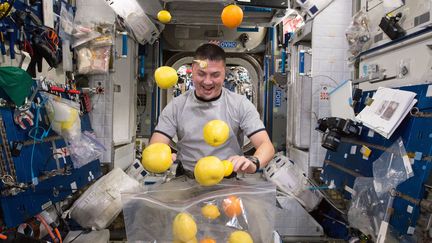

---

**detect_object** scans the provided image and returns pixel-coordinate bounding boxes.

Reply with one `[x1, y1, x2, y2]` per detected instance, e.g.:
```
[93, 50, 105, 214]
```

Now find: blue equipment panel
[0, 0, 101, 228]
[321, 84, 432, 236]
[0, 100, 102, 227]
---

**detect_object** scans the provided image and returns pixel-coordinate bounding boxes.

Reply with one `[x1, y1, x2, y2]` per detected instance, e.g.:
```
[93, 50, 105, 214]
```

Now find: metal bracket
[352, 70, 396, 84]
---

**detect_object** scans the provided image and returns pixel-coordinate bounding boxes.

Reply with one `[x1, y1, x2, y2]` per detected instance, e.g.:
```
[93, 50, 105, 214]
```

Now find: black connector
[379, 13, 406, 40]
[316, 117, 361, 151]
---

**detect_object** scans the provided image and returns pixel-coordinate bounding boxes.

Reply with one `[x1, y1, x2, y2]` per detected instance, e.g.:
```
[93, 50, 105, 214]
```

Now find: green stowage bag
[0, 66, 34, 106]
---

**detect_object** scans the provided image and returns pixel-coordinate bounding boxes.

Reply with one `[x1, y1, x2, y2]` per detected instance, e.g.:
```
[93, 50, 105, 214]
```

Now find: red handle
[50, 86, 80, 95]
[49, 86, 64, 92]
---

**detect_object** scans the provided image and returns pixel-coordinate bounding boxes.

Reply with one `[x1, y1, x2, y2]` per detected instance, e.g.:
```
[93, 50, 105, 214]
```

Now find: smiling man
[149, 43, 274, 176]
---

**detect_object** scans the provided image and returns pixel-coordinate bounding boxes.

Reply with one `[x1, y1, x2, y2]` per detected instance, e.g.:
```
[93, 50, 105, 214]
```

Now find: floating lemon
[154, 66, 178, 89]
[203, 120, 229, 147]
[141, 143, 172, 173]
[157, 10, 172, 23]
[194, 156, 225, 186]
[222, 160, 233, 177]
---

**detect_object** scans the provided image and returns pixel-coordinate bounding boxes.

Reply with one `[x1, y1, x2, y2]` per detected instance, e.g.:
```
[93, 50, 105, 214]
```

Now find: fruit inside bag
[121, 179, 276, 242]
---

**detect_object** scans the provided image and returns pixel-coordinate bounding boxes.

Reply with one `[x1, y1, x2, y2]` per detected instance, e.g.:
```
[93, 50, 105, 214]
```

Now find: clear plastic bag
[104, 0, 160, 44]
[72, 24, 102, 48]
[68, 168, 141, 230]
[89, 34, 113, 47]
[68, 131, 106, 169]
[60, 5, 74, 38]
[346, 11, 372, 57]
[62, 39, 73, 72]
[76, 45, 111, 75]
[373, 138, 413, 197]
[348, 177, 391, 241]
[42, 93, 81, 140]
[264, 154, 322, 211]
[121, 179, 276, 242]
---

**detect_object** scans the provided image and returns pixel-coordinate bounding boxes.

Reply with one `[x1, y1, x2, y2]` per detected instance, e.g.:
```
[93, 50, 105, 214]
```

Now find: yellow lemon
[155, 66, 178, 89]
[221, 5, 243, 29]
[228, 231, 253, 243]
[60, 109, 79, 130]
[194, 156, 225, 186]
[173, 212, 197, 242]
[203, 120, 229, 147]
[201, 204, 220, 220]
[157, 10, 172, 23]
[141, 143, 172, 173]
[222, 160, 233, 177]
[0, 3, 10, 12]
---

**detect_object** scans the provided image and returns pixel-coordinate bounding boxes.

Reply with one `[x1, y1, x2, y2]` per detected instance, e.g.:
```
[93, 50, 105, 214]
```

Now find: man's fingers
[233, 159, 243, 171]
[241, 160, 250, 171]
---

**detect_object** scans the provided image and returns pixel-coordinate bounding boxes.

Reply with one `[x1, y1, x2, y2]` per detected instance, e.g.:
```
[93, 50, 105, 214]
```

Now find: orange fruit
[222, 196, 242, 218]
[221, 5, 243, 28]
[200, 237, 216, 243]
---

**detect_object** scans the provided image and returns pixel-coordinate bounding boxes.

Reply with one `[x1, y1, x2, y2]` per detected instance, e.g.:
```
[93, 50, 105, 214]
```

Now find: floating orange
[222, 195, 242, 218]
[200, 237, 216, 243]
[221, 5, 243, 29]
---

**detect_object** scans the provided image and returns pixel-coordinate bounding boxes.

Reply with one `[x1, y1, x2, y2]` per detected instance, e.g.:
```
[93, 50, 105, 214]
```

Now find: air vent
[374, 33, 383, 43]
[414, 12, 430, 27]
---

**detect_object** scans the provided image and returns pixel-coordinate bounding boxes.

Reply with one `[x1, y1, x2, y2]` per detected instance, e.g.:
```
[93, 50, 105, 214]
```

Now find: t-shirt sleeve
[239, 97, 266, 138]
[154, 101, 177, 139]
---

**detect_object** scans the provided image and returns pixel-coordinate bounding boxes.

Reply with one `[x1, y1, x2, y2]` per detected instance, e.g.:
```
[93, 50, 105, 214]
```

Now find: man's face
[192, 59, 225, 100]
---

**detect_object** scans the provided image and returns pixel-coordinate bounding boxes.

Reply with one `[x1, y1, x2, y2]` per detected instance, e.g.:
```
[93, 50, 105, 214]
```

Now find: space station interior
[0, 0, 431, 242]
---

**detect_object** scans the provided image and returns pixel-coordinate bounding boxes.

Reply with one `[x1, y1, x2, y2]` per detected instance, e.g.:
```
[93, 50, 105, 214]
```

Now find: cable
[307, 178, 347, 215]
[28, 96, 52, 184]
[43, 152, 63, 170]
[36, 215, 57, 243]
[54, 228, 62, 243]
[53, 203, 71, 232]
[311, 75, 339, 86]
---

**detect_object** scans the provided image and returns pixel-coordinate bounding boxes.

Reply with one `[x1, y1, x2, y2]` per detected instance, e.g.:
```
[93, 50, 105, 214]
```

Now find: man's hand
[228, 155, 256, 174]
[172, 153, 177, 162]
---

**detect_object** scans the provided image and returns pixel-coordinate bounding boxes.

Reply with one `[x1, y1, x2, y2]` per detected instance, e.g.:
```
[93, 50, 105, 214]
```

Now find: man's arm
[229, 130, 275, 173]
[149, 132, 171, 145]
[249, 130, 275, 168]
[149, 132, 177, 161]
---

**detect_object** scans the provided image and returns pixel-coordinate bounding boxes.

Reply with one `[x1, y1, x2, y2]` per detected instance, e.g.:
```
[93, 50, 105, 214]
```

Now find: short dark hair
[194, 43, 226, 63]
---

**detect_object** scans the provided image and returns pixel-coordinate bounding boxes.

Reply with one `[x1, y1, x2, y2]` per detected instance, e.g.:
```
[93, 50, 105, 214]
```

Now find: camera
[315, 117, 360, 151]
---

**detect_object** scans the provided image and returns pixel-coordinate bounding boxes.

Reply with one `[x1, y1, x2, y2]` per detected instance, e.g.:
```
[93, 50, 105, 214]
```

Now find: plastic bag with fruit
[121, 179, 276, 242]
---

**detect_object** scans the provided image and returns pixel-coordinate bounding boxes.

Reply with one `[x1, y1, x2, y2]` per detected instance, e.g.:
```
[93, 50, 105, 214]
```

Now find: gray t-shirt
[154, 88, 265, 171]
